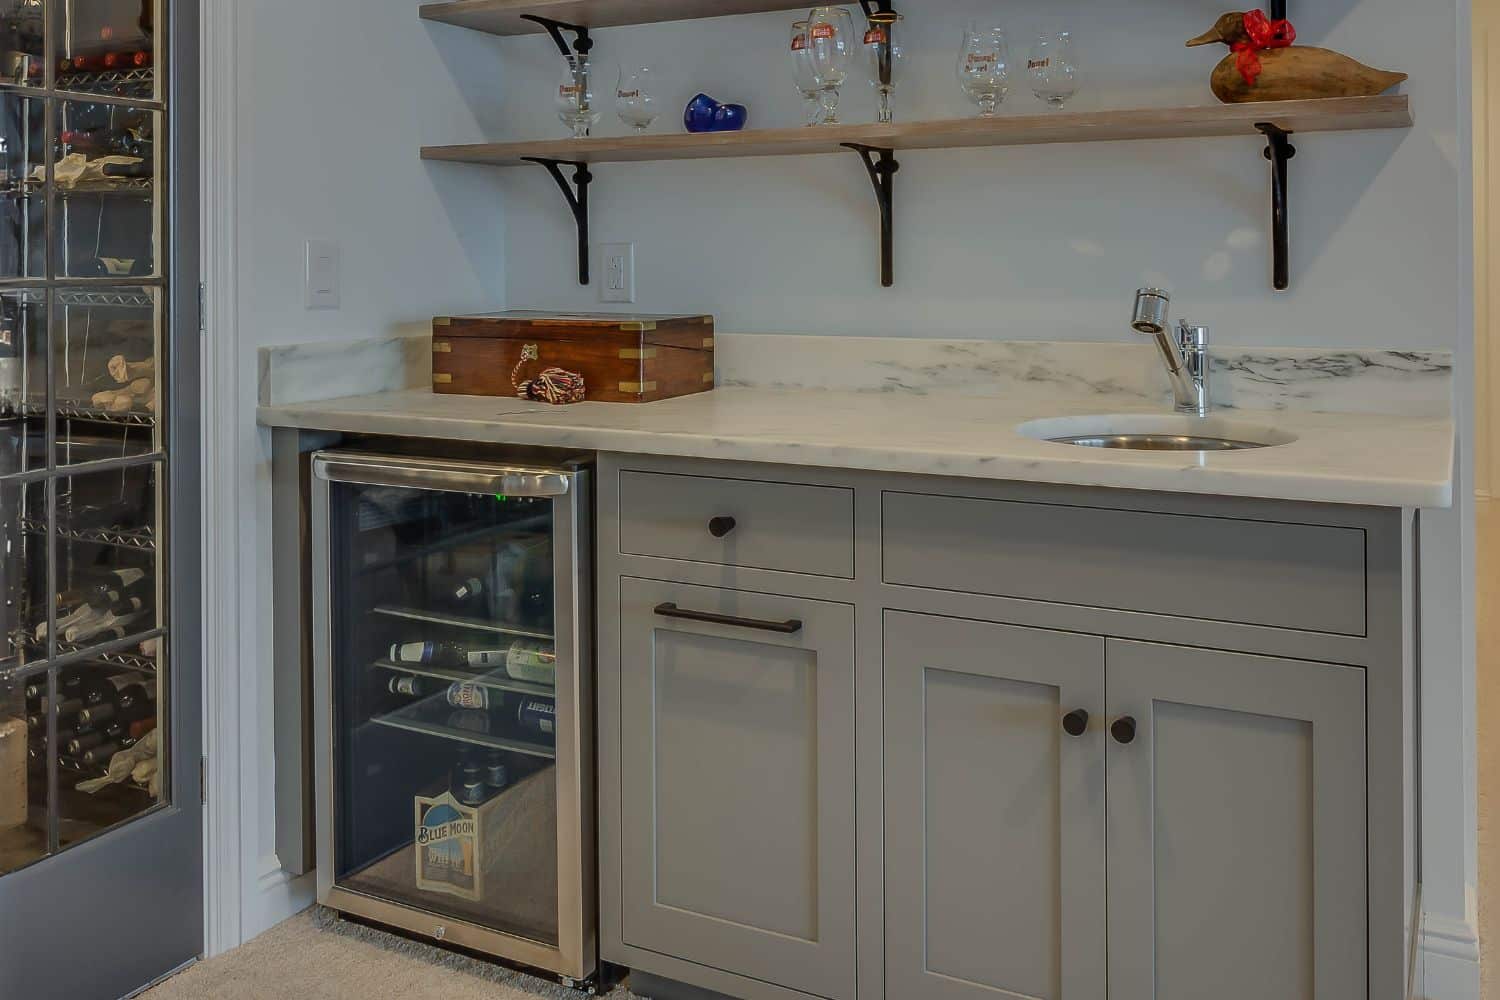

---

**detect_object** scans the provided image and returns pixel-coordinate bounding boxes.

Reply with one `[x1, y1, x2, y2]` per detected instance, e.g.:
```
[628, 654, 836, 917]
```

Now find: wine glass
[789, 20, 824, 126]
[957, 23, 1010, 117]
[862, 12, 904, 124]
[1028, 32, 1079, 108]
[616, 65, 660, 133]
[806, 5, 855, 126]
[555, 54, 599, 138]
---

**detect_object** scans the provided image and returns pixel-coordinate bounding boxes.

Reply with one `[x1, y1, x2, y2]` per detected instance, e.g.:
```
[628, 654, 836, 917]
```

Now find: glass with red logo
[805, 5, 854, 126]
[862, 11, 904, 124]
[789, 20, 823, 126]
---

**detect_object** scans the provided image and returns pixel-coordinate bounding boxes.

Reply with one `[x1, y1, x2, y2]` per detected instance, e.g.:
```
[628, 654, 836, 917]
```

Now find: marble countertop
[257, 386, 1454, 508]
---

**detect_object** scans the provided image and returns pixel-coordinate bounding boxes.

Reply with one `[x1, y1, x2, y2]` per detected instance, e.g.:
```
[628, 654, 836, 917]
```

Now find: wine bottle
[101, 160, 152, 179]
[388, 641, 465, 667]
[68, 567, 146, 598]
[66, 721, 125, 755]
[41, 572, 149, 641]
[24, 670, 81, 705]
[100, 49, 150, 70]
[391, 639, 554, 678]
[63, 597, 146, 644]
[81, 737, 140, 766]
[77, 673, 153, 727]
[26, 697, 83, 723]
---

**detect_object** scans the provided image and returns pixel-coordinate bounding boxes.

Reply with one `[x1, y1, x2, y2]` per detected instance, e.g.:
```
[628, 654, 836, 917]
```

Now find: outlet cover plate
[305, 239, 341, 309]
[600, 242, 635, 303]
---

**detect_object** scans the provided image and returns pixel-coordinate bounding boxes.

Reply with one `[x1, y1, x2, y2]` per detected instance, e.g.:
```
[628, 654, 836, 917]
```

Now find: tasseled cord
[512, 354, 586, 405]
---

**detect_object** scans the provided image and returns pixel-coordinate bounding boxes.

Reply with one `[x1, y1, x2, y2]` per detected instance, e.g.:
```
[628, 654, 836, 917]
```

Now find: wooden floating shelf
[420, 0, 814, 35]
[421, 96, 1413, 167]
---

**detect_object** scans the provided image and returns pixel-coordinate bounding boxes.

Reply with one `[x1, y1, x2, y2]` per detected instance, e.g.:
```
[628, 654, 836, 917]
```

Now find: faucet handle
[1176, 321, 1209, 351]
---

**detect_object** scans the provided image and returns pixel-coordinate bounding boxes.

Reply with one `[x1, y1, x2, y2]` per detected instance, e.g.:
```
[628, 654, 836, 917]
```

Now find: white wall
[202, 0, 510, 950]
[491, 0, 1456, 348]
[478, 0, 1480, 993]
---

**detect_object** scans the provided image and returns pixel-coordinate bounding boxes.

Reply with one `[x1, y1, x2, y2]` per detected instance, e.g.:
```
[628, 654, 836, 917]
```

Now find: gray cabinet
[883, 612, 1107, 1000]
[1105, 640, 1368, 1000]
[597, 453, 1411, 1000]
[881, 618, 1370, 1000]
[617, 578, 858, 1000]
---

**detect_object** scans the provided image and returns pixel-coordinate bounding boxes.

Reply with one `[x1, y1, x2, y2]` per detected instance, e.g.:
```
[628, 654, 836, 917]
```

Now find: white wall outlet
[600, 242, 636, 303]
[304, 239, 341, 309]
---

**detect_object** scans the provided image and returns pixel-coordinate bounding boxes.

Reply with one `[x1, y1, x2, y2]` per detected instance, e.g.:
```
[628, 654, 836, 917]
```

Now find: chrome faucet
[1131, 288, 1210, 417]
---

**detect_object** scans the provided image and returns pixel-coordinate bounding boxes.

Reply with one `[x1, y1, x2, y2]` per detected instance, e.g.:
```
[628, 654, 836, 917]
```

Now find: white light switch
[305, 240, 340, 309]
[600, 242, 636, 303]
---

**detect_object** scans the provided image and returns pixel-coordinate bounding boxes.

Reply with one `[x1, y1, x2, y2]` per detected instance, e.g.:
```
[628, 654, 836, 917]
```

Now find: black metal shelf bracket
[843, 144, 900, 287]
[519, 14, 593, 56]
[1256, 123, 1297, 291]
[857, 0, 897, 17]
[522, 157, 592, 285]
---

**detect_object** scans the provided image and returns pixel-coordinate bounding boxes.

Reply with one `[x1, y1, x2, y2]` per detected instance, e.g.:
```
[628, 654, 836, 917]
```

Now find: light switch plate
[305, 240, 340, 309]
[600, 242, 635, 303]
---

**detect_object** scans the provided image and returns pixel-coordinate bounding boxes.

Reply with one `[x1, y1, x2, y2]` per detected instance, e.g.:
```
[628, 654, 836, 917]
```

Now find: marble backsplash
[259, 332, 1453, 418]
[257, 331, 432, 407]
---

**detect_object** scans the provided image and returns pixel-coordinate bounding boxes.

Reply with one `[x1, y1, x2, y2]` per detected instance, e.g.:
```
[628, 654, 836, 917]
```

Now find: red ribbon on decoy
[1232, 9, 1296, 87]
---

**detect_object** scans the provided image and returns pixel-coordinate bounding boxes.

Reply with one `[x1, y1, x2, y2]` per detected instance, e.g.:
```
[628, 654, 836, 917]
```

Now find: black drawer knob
[1062, 709, 1089, 738]
[709, 516, 737, 538]
[1111, 716, 1137, 745]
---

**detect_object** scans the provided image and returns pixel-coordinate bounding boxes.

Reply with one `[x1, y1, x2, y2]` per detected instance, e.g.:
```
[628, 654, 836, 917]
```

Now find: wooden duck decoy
[1187, 10, 1406, 103]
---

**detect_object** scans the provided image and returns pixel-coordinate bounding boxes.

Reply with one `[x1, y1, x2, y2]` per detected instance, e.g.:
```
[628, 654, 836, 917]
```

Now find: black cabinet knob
[708, 516, 737, 538]
[1062, 709, 1089, 738]
[1111, 716, 1137, 745]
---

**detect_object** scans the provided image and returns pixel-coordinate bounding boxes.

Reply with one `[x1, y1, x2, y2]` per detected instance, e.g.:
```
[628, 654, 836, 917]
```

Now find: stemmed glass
[616, 65, 660, 133]
[789, 20, 824, 126]
[1028, 32, 1079, 108]
[555, 54, 599, 138]
[805, 5, 855, 126]
[957, 23, 1010, 117]
[862, 12, 904, 124]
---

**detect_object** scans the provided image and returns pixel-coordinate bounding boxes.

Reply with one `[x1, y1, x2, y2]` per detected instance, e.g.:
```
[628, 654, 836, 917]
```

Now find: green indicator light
[495, 494, 510, 503]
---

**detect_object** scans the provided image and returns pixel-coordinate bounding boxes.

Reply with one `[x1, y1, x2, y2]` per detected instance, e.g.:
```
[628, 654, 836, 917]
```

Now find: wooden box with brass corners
[431, 311, 716, 404]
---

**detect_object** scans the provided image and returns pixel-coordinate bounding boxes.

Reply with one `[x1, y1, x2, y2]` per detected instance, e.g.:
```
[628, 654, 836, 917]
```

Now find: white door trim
[199, 0, 244, 957]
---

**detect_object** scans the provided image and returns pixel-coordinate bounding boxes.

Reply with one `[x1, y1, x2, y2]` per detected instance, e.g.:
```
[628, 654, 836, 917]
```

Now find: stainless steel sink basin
[1018, 415, 1297, 452]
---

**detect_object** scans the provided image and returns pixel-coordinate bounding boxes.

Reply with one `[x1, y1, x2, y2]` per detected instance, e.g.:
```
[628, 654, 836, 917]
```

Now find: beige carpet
[139, 907, 643, 1000]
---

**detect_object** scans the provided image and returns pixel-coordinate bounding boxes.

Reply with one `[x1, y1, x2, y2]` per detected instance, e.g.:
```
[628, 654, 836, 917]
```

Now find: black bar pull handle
[653, 603, 804, 635]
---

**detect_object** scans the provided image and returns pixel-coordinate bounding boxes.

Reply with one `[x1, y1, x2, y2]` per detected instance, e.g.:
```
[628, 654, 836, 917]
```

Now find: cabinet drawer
[618, 470, 855, 578]
[883, 491, 1366, 635]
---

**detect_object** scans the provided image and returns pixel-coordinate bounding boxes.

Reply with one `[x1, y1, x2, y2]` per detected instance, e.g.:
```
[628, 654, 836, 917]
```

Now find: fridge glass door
[328, 477, 562, 948]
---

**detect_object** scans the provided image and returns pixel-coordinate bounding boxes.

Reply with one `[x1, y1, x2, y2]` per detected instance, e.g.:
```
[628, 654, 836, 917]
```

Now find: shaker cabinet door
[1105, 640, 1367, 1000]
[883, 611, 1107, 1000]
[618, 578, 857, 1000]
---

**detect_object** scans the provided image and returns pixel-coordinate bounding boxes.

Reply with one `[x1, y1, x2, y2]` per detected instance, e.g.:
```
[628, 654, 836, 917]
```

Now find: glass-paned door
[0, 1, 200, 997]
[315, 453, 595, 983]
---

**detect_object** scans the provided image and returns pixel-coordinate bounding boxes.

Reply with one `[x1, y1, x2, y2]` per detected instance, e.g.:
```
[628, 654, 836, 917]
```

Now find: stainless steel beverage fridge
[311, 451, 596, 985]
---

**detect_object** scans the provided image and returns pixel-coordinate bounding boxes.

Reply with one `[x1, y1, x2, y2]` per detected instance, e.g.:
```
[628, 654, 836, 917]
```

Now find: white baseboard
[1415, 906, 1482, 1000]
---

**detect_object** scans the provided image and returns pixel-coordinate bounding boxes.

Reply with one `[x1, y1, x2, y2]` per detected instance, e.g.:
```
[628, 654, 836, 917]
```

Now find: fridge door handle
[313, 453, 572, 497]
